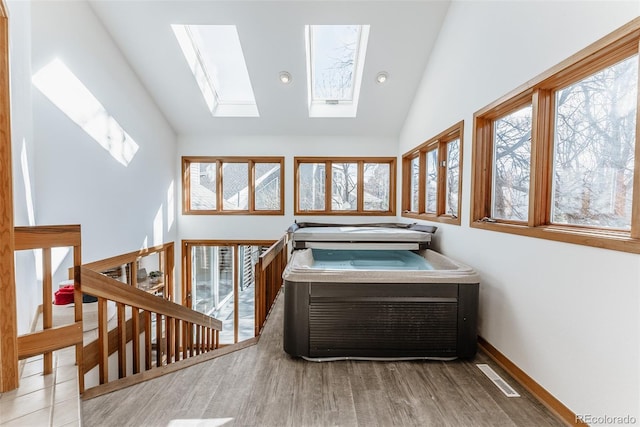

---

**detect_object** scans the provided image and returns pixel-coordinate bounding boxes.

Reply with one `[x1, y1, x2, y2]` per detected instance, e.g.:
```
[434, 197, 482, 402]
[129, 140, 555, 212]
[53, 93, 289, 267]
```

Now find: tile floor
[0, 347, 81, 427]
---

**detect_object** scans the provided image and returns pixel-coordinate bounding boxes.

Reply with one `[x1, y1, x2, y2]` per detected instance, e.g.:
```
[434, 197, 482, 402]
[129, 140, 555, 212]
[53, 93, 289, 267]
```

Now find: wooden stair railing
[254, 233, 288, 336]
[10, 225, 285, 398]
[80, 267, 222, 397]
[71, 242, 175, 301]
[13, 225, 84, 392]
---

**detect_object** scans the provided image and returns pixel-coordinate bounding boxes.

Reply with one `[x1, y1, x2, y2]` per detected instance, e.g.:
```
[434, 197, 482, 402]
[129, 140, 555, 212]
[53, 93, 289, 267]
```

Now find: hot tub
[283, 223, 479, 361]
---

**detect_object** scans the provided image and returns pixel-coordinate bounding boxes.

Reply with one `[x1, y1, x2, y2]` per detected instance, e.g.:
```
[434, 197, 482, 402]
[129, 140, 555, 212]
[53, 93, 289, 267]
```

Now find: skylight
[305, 25, 370, 118]
[172, 25, 259, 117]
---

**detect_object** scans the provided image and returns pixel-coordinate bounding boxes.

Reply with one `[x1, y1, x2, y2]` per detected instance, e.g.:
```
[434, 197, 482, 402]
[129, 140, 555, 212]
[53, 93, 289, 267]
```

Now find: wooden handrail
[13, 225, 84, 392]
[259, 236, 287, 269]
[254, 233, 288, 335]
[10, 224, 287, 398]
[14, 225, 81, 250]
[80, 265, 222, 395]
[70, 242, 175, 302]
[81, 268, 221, 330]
[80, 243, 169, 273]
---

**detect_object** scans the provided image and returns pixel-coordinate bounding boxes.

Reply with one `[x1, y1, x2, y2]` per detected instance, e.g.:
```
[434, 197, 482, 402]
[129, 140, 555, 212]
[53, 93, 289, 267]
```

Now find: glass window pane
[446, 139, 460, 217]
[191, 246, 235, 345]
[552, 55, 637, 230]
[363, 163, 390, 211]
[222, 162, 248, 210]
[191, 246, 235, 344]
[426, 149, 438, 213]
[492, 105, 532, 221]
[310, 25, 362, 101]
[238, 245, 263, 341]
[254, 162, 281, 211]
[172, 25, 258, 117]
[299, 163, 326, 211]
[331, 163, 358, 210]
[190, 162, 216, 210]
[410, 157, 419, 212]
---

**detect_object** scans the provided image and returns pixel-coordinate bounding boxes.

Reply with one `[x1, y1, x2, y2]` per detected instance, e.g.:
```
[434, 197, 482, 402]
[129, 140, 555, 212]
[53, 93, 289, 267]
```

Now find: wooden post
[42, 248, 53, 374]
[0, 0, 18, 393]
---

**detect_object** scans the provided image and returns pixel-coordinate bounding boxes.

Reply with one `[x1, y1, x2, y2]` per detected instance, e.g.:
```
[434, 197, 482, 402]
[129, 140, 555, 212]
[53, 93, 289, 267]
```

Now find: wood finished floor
[82, 292, 563, 427]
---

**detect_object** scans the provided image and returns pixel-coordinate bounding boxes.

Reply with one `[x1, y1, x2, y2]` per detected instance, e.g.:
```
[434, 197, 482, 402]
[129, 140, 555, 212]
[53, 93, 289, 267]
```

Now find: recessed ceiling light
[279, 71, 292, 84]
[376, 72, 388, 84]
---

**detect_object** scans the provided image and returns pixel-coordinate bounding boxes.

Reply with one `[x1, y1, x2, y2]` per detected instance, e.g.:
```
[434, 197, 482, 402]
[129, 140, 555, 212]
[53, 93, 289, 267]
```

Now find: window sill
[183, 210, 284, 216]
[294, 211, 396, 216]
[470, 220, 640, 254]
[402, 212, 461, 226]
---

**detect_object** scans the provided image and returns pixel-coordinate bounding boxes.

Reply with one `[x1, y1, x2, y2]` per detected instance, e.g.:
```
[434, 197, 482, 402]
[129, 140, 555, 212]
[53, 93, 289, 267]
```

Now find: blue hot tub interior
[311, 249, 434, 271]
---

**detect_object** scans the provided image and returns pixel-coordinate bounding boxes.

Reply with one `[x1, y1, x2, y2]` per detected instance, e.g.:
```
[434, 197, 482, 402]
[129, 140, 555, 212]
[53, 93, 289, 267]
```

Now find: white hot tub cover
[288, 222, 436, 250]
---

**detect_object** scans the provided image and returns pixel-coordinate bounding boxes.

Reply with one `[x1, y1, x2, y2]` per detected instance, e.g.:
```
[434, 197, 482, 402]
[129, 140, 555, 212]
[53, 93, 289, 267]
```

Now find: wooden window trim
[0, 0, 19, 393]
[402, 121, 464, 225]
[471, 17, 640, 254]
[294, 157, 396, 216]
[182, 156, 284, 215]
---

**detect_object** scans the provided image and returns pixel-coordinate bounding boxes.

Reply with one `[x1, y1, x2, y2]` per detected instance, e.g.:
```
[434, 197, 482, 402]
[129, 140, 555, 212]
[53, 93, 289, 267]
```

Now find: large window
[182, 156, 284, 215]
[402, 121, 463, 225]
[471, 20, 640, 253]
[183, 241, 272, 344]
[294, 157, 396, 215]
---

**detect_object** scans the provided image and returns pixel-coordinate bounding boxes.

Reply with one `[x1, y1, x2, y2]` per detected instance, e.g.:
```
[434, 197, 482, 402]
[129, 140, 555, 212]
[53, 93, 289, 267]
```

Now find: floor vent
[477, 364, 520, 397]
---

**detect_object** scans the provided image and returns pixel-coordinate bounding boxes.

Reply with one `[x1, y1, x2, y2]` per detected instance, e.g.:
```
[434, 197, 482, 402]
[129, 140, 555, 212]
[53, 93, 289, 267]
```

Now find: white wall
[178, 134, 398, 241]
[30, 0, 177, 271]
[8, 0, 39, 334]
[399, 0, 640, 421]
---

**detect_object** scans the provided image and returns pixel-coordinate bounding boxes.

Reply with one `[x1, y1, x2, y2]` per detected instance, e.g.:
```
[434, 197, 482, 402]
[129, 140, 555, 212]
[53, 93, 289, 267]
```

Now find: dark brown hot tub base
[283, 280, 479, 360]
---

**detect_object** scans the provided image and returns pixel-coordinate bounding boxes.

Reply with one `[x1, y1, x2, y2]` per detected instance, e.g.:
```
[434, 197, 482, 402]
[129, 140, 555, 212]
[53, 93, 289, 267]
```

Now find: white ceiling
[88, 0, 450, 138]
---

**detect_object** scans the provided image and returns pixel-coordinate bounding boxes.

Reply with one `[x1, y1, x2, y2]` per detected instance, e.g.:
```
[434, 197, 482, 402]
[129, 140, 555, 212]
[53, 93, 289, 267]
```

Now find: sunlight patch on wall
[140, 236, 149, 251]
[167, 180, 175, 232]
[153, 205, 163, 247]
[33, 247, 70, 282]
[20, 139, 35, 226]
[32, 58, 139, 167]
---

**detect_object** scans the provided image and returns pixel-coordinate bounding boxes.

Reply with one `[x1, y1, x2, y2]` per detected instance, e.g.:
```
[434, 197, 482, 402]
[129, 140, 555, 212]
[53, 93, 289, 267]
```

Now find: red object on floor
[54, 284, 74, 305]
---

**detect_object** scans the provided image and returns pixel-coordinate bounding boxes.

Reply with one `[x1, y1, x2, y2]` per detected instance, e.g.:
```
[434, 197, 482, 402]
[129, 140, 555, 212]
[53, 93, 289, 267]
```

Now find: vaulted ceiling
[88, 1, 450, 138]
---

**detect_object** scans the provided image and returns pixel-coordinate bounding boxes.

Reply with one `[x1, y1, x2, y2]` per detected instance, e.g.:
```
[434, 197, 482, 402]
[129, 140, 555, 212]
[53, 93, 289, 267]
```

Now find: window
[402, 121, 464, 225]
[182, 157, 284, 215]
[305, 25, 370, 118]
[294, 157, 396, 215]
[172, 25, 259, 117]
[183, 241, 273, 344]
[471, 19, 640, 253]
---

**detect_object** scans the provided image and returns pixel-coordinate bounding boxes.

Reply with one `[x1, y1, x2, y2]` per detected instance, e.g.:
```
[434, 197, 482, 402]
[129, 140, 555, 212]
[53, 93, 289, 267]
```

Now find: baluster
[174, 318, 181, 362]
[117, 303, 126, 379]
[98, 297, 108, 384]
[42, 247, 53, 375]
[132, 307, 140, 374]
[156, 313, 163, 367]
[165, 315, 172, 364]
[144, 311, 152, 371]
